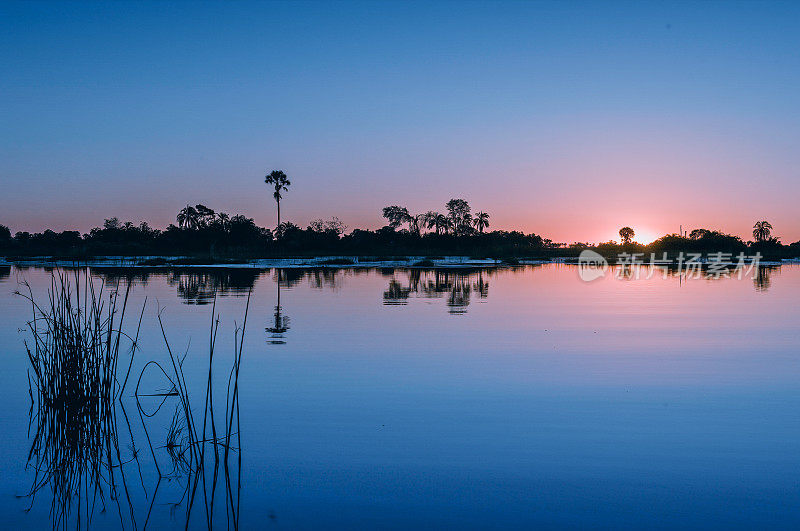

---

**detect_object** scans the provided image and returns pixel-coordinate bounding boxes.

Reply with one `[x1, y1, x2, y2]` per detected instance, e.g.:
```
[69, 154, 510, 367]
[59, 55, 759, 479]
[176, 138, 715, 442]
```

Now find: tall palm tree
[177, 205, 199, 230]
[473, 211, 490, 233]
[752, 220, 773, 242]
[265, 170, 291, 226]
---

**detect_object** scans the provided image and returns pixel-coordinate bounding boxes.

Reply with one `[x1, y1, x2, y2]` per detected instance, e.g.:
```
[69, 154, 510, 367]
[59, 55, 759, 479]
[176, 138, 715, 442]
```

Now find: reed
[17, 269, 142, 529]
[135, 292, 249, 529]
[18, 268, 246, 529]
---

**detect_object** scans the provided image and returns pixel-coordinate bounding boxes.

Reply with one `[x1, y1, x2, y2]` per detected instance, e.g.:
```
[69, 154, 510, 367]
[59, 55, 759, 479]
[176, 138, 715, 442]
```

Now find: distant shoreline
[1, 255, 794, 269]
[0, 255, 545, 269]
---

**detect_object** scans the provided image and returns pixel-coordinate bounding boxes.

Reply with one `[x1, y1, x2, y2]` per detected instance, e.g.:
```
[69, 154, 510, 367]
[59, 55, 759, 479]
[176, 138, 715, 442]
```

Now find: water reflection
[47, 264, 779, 313]
[607, 264, 780, 292]
[274, 268, 305, 289]
[266, 271, 291, 344]
[81, 264, 782, 315]
[7, 263, 800, 530]
[307, 268, 341, 290]
[135, 361, 243, 530]
[167, 269, 259, 305]
[89, 267, 153, 288]
[383, 269, 491, 314]
[383, 279, 411, 305]
[753, 265, 777, 292]
[88, 267, 260, 304]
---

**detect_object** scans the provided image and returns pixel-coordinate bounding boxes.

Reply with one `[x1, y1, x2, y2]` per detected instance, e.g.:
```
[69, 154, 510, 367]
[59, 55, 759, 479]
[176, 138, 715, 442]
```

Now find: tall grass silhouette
[17, 269, 247, 529]
[17, 270, 143, 529]
[135, 292, 248, 529]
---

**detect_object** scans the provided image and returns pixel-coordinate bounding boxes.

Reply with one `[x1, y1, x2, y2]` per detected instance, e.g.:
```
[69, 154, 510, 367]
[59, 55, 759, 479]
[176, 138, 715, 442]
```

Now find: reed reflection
[134, 294, 246, 530]
[18, 271, 247, 529]
[18, 273, 145, 529]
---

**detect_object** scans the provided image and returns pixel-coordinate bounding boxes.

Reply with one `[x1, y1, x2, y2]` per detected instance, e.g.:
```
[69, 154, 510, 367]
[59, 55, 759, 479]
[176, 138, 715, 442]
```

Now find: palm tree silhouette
[177, 205, 200, 230]
[473, 211, 490, 233]
[619, 226, 635, 245]
[752, 220, 773, 242]
[216, 212, 231, 231]
[265, 170, 291, 226]
[410, 214, 424, 235]
[195, 204, 216, 228]
[442, 216, 454, 235]
[426, 212, 449, 235]
[422, 211, 437, 234]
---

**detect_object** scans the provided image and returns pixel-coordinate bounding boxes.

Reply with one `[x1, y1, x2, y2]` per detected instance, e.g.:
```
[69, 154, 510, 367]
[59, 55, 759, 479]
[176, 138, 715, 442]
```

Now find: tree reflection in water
[91, 267, 260, 305]
[167, 269, 259, 305]
[266, 269, 292, 344]
[383, 268, 492, 314]
[753, 265, 777, 292]
[608, 264, 777, 293]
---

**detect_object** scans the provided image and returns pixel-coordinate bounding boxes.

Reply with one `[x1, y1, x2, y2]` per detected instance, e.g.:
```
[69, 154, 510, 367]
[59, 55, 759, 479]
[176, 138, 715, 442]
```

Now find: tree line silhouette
[0, 197, 552, 259]
[382, 199, 491, 236]
[584, 221, 793, 260]
[0, 169, 798, 260]
[1, 210, 798, 260]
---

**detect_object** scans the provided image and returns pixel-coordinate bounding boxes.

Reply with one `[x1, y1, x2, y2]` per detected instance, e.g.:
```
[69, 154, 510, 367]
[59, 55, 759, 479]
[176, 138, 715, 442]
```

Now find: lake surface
[0, 263, 799, 529]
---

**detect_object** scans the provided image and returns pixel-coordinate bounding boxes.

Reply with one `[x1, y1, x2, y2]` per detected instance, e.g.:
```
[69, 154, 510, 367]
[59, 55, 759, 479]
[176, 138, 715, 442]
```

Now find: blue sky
[2, 1, 800, 242]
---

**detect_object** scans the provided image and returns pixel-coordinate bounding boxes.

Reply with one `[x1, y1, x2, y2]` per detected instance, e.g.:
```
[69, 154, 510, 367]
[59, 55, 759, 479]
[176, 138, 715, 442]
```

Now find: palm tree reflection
[383, 268, 491, 314]
[166, 269, 259, 305]
[266, 269, 292, 344]
[753, 265, 776, 292]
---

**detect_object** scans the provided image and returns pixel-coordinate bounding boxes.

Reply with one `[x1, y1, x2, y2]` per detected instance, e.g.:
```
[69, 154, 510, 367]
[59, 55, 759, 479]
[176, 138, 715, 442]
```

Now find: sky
[2, 0, 800, 244]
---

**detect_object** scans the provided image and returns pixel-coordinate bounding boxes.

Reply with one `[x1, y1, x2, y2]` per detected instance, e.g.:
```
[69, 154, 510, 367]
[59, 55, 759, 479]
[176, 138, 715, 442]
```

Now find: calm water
[0, 264, 799, 529]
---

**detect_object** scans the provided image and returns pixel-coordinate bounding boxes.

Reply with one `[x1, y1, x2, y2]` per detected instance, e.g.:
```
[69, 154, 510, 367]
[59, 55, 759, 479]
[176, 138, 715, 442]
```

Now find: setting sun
[631, 228, 659, 245]
[607, 226, 659, 245]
